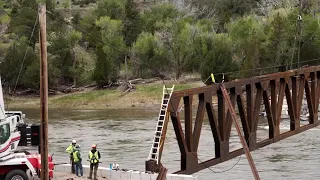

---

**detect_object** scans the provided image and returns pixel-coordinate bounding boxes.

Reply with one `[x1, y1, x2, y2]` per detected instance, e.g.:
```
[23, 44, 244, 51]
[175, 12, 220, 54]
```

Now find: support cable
[13, 14, 39, 95]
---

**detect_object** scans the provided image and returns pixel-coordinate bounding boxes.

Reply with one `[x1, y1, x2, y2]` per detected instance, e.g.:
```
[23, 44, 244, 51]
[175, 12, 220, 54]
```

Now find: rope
[203, 58, 320, 83]
[187, 122, 255, 174]
[12, 14, 39, 95]
[191, 152, 242, 173]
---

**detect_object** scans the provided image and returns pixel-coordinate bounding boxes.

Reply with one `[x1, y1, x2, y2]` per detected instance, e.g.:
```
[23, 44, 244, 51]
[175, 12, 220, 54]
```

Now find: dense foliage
[0, 0, 320, 91]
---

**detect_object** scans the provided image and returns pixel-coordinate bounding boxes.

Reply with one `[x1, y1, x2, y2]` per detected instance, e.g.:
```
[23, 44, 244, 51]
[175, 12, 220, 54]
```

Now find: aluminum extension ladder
[148, 85, 174, 164]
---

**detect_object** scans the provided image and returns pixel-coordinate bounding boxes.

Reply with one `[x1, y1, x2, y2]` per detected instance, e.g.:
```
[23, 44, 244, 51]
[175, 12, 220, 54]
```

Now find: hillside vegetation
[0, 0, 320, 95]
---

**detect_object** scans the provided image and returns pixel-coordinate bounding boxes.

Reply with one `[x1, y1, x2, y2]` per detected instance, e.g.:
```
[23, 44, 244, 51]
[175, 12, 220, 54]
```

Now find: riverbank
[6, 80, 205, 110]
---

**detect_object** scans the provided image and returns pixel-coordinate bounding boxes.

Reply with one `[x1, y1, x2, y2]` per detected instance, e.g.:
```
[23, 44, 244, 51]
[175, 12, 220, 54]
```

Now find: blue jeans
[74, 161, 83, 176]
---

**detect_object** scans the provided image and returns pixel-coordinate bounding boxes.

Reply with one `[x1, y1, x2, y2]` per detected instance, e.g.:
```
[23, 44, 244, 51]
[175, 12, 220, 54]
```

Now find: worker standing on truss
[211, 73, 215, 83]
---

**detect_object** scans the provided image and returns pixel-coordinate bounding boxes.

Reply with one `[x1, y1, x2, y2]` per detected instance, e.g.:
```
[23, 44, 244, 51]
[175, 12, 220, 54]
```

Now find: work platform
[53, 164, 198, 180]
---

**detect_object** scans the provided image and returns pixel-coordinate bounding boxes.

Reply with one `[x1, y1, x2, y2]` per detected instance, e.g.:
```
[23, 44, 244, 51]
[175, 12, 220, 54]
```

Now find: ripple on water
[16, 108, 320, 180]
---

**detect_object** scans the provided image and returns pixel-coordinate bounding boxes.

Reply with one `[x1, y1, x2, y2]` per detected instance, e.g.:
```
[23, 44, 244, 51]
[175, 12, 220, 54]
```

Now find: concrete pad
[51, 164, 198, 180]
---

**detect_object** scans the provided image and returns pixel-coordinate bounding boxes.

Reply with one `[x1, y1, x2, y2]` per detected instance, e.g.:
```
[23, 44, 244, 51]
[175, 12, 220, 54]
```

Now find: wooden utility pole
[39, 4, 49, 180]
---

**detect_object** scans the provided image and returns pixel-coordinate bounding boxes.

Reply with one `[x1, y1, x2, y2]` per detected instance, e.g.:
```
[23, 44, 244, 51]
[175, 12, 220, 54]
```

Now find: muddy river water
[16, 108, 320, 180]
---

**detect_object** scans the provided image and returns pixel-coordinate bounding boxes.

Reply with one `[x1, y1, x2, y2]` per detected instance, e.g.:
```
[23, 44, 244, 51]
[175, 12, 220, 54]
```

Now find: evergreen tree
[123, 0, 141, 46]
[199, 33, 238, 83]
[46, 0, 55, 11]
[93, 16, 125, 87]
[0, 39, 37, 88]
[92, 46, 115, 87]
[8, 0, 39, 48]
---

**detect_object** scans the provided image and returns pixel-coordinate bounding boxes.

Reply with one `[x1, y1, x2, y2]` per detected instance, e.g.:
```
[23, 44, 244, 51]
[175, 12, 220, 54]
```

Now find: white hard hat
[72, 140, 76, 143]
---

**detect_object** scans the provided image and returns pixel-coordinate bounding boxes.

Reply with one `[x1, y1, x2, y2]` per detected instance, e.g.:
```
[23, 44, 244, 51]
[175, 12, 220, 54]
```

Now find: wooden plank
[246, 84, 254, 131]
[206, 102, 222, 158]
[252, 85, 263, 132]
[192, 94, 205, 152]
[158, 112, 170, 162]
[263, 90, 275, 138]
[270, 80, 277, 130]
[276, 80, 286, 126]
[218, 90, 226, 140]
[316, 72, 320, 118]
[184, 95, 193, 152]
[311, 72, 316, 114]
[291, 77, 298, 119]
[169, 97, 181, 113]
[310, 71, 318, 124]
[225, 88, 237, 140]
[305, 78, 315, 123]
[297, 77, 306, 119]
[171, 114, 188, 170]
[237, 95, 250, 141]
[285, 84, 297, 131]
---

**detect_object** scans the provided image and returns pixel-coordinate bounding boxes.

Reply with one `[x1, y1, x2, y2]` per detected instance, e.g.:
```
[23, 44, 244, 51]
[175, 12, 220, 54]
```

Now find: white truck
[0, 78, 54, 180]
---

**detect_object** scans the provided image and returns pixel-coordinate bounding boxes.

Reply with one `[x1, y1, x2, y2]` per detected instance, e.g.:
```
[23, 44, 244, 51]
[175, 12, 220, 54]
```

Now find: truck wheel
[5, 170, 28, 180]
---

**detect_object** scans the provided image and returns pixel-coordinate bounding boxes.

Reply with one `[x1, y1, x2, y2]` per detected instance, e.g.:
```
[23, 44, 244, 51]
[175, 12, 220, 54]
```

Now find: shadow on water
[12, 108, 320, 180]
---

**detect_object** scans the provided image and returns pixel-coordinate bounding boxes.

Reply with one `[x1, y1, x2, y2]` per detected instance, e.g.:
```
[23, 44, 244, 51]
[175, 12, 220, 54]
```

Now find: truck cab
[0, 112, 25, 158]
[0, 111, 54, 180]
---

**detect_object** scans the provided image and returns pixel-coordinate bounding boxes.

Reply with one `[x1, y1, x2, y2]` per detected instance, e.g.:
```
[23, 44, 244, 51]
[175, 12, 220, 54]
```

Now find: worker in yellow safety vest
[65, 140, 77, 174]
[73, 145, 83, 177]
[211, 73, 215, 83]
[87, 144, 101, 180]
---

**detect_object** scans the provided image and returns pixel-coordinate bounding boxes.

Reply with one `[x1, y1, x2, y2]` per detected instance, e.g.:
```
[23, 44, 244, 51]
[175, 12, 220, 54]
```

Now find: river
[15, 108, 320, 180]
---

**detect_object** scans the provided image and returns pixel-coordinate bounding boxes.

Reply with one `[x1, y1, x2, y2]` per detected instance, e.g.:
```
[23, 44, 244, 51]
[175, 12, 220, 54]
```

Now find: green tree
[132, 32, 168, 78]
[72, 12, 81, 25]
[93, 16, 125, 87]
[48, 30, 83, 85]
[261, 9, 291, 73]
[79, 0, 125, 48]
[45, 0, 55, 11]
[8, 0, 39, 48]
[0, 39, 37, 89]
[157, 21, 199, 79]
[190, 0, 260, 31]
[92, 46, 114, 87]
[199, 33, 238, 83]
[79, 10, 100, 47]
[23, 53, 62, 89]
[228, 15, 265, 77]
[141, 3, 179, 33]
[123, 0, 141, 46]
[96, 0, 125, 19]
[298, 13, 320, 67]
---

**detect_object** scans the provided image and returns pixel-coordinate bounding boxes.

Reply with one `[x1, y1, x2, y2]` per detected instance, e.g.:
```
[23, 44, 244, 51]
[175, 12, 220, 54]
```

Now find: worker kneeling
[73, 145, 83, 177]
[88, 144, 101, 180]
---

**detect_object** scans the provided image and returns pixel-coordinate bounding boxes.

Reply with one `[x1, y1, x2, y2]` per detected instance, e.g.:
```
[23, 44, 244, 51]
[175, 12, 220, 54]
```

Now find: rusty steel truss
[146, 65, 320, 175]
